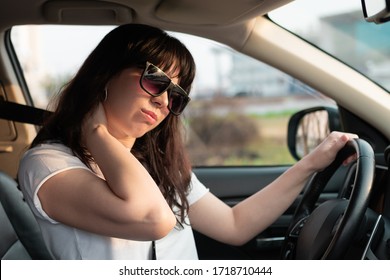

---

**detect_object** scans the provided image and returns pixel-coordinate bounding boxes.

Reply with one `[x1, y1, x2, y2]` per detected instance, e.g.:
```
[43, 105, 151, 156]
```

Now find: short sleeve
[187, 172, 209, 205]
[18, 143, 92, 223]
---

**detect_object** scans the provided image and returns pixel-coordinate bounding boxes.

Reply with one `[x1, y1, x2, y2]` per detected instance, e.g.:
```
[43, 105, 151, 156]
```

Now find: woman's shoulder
[19, 142, 86, 175]
[25, 142, 73, 156]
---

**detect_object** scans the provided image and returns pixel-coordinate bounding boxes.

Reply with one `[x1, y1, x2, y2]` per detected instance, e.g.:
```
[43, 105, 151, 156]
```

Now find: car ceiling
[0, 0, 293, 48]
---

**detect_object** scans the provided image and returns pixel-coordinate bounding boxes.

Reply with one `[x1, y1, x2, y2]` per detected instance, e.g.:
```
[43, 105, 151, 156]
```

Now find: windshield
[269, 0, 390, 92]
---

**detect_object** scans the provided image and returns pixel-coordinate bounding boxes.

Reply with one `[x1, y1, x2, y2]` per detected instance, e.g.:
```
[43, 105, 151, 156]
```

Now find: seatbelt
[152, 240, 156, 260]
[0, 100, 50, 125]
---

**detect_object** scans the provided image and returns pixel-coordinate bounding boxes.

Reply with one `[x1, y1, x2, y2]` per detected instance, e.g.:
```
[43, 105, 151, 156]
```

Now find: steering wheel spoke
[289, 216, 309, 238]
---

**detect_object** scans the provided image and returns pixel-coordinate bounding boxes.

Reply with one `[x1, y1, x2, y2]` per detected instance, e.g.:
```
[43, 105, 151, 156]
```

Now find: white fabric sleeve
[187, 172, 209, 205]
[18, 144, 92, 223]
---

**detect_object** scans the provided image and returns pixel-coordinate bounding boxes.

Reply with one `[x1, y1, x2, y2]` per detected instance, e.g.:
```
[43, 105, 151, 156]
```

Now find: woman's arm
[37, 104, 176, 240]
[189, 131, 357, 246]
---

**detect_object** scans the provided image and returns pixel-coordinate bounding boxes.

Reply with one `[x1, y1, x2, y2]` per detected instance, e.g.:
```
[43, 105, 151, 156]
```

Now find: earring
[102, 88, 108, 102]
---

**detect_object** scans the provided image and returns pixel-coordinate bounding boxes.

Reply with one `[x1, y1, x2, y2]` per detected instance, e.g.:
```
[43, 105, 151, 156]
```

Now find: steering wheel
[281, 138, 375, 259]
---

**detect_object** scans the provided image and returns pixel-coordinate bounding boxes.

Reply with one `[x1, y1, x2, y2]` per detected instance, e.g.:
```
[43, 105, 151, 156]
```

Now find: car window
[269, 0, 390, 93]
[11, 25, 335, 167]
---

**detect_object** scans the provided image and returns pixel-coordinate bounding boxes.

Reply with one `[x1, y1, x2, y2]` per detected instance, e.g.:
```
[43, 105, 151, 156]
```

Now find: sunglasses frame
[140, 62, 191, 116]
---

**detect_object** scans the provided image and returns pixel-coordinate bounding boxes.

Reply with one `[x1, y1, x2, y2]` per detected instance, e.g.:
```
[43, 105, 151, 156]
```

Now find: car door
[193, 166, 290, 260]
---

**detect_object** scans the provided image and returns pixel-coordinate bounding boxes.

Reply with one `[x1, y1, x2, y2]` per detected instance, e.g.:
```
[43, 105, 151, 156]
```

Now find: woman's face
[103, 66, 176, 147]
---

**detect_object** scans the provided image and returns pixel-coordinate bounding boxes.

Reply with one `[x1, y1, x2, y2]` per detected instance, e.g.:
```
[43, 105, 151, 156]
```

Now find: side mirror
[287, 106, 341, 160]
[362, 0, 390, 24]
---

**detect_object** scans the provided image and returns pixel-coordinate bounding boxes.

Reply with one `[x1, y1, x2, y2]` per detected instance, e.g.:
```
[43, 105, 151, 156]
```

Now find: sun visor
[43, 0, 133, 25]
[155, 0, 292, 25]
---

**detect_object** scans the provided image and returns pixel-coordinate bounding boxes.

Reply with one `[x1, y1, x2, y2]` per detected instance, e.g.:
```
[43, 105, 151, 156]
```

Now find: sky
[270, 0, 362, 29]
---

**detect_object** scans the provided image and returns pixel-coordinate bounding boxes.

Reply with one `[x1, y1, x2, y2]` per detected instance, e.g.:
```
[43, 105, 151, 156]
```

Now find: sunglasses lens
[141, 63, 190, 115]
[168, 87, 190, 115]
[142, 65, 170, 95]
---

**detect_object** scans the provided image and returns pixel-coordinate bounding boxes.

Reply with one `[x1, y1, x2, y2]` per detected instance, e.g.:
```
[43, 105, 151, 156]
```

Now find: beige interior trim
[43, 0, 133, 24]
[242, 16, 390, 140]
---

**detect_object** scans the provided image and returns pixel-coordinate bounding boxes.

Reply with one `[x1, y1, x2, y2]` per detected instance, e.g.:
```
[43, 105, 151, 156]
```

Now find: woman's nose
[151, 91, 169, 109]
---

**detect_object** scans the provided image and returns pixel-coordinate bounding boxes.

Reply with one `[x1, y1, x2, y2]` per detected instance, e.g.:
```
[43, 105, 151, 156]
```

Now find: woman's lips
[141, 109, 157, 123]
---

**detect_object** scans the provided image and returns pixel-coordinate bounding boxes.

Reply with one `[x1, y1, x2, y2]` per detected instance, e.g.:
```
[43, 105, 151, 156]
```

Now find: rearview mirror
[287, 106, 341, 160]
[362, 0, 390, 23]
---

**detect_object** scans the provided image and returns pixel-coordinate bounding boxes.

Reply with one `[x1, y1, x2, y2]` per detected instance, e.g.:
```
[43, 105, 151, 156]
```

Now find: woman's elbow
[113, 198, 177, 240]
[223, 236, 247, 247]
[145, 208, 177, 240]
[220, 232, 252, 247]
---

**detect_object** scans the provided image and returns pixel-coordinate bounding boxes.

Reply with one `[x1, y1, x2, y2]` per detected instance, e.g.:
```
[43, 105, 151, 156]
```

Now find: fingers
[328, 131, 358, 151]
[326, 131, 359, 166]
[339, 132, 359, 142]
[82, 103, 108, 138]
[343, 154, 357, 166]
[90, 103, 108, 126]
[304, 131, 359, 172]
[337, 132, 359, 165]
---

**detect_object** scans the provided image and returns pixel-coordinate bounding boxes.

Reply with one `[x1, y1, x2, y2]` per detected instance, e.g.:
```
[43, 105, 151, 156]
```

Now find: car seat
[0, 171, 52, 259]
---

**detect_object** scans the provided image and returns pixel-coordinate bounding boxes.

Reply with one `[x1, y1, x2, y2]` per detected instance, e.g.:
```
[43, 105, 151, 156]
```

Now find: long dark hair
[31, 24, 196, 223]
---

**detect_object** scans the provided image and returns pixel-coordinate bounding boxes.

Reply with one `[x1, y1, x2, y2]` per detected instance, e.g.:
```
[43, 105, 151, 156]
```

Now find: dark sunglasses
[140, 62, 191, 116]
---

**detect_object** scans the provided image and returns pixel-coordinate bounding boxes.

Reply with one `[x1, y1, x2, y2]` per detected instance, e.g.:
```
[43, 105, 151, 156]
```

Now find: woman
[18, 23, 356, 259]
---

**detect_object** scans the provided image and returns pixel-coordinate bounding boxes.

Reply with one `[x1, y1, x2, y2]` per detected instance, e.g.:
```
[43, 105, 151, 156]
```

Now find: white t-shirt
[18, 143, 209, 260]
